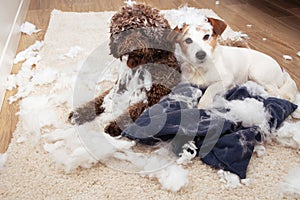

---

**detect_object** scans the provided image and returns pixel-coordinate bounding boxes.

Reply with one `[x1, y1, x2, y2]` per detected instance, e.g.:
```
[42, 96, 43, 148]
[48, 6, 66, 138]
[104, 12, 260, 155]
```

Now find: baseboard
[0, 0, 30, 112]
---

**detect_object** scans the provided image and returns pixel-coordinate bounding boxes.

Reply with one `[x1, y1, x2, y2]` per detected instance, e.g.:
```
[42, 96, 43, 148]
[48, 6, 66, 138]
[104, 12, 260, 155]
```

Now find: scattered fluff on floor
[1, 6, 300, 199]
[20, 21, 41, 35]
[279, 167, 300, 198]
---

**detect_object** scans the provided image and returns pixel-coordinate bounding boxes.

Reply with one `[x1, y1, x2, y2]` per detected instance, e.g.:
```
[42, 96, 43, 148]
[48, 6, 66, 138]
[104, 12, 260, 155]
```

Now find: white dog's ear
[207, 17, 227, 36]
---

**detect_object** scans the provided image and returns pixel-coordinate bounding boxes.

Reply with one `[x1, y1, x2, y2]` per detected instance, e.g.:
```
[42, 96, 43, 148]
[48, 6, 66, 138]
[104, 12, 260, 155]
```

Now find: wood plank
[277, 15, 300, 32]
[290, 7, 300, 18]
[223, 3, 300, 48]
[265, 0, 300, 10]
[247, 0, 293, 17]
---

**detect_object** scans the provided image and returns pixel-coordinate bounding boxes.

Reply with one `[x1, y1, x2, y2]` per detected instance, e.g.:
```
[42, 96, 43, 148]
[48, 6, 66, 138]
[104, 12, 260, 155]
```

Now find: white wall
[0, 0, 30, 111]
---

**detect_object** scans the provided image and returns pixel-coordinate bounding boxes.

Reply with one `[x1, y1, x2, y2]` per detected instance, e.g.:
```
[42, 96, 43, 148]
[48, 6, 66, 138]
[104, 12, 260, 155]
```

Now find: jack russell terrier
[168, 17, 298, 110]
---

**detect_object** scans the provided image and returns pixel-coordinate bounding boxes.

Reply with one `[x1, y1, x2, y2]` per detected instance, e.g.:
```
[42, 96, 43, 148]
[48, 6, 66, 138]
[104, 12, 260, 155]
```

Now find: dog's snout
[196, 51, 206, 60]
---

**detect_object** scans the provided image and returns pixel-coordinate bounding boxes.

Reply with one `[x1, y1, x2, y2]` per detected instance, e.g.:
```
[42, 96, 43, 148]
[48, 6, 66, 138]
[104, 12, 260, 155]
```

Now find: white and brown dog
[168, 17, 298, 110]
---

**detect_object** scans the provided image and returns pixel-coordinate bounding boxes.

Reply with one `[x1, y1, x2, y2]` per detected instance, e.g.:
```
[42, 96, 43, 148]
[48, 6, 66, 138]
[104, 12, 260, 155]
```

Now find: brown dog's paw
[68, 109, 97, 125]
[104, 121, 123, 137]
[68, 112, 88, 125]
[68, 111, 81, 125]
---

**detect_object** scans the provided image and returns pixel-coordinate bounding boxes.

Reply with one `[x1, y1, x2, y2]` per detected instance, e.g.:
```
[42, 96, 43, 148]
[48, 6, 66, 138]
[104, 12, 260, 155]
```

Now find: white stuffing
[218, 169, 251, 189]
[18, 95, 59, 142]
[124, 0, 136, 7]
[297, 51, 300, 57]
[226, 98, 269, 128]
[162, 5, 213, 30]
[21, 54, 41, 68]
[44, 123, 188, 192]
[20, 21, 40, 35]
[13, 40, 44, 64]
[262, 38, 267, 41]
[218, 169, 241, 188]
[177, 141, 198, 165]
[100, 59, 151, 123]
[209, 82, 272, 140]
[279, 167, 300, 198]
[243, 81, 269, 98]
[44, 125, 135, 172]
[155, 164, 189, 192]
[275, 121, 300, 149]
[215, 0, 220, 5]
[283, 55, 293, 61]
[253, 144, 265, 157]
[61, 46, 83, 59]
[223, 31, 249, 42]
[7, 40, 44, 103]
[114, 146, 189, 192]
[162, 6, 246, 43]
[211, 96, 270, 134]
[114, 146, 175, 173]
[31, 68, 58, 85]
[246, 24, 253, 28]
[0, 153, 8, 172]
[241, 178, 251, 186]
[239, 32, 250, 39]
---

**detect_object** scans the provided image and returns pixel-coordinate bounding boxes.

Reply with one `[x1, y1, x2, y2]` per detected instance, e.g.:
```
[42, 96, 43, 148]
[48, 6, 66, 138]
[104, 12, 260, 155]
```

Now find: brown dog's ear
[207, 17, 227, 36]
[167, 26, 180, 42]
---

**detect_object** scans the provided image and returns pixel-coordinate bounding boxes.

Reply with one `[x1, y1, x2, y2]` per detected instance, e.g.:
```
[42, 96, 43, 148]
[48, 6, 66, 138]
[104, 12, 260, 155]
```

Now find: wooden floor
[0, 0, 300, 153]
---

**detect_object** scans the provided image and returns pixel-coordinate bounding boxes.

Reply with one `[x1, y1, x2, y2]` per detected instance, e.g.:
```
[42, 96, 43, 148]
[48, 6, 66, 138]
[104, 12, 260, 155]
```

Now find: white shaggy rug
[1, 7, 300, 199]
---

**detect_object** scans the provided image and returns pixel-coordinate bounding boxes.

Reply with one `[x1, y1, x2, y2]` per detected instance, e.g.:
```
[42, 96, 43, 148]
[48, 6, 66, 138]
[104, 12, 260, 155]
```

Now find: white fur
[176, 24, 298, 112]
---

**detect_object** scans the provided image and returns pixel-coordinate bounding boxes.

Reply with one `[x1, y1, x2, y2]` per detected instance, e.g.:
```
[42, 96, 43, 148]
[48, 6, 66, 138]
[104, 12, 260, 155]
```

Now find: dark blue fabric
[121, 84, 297, 179]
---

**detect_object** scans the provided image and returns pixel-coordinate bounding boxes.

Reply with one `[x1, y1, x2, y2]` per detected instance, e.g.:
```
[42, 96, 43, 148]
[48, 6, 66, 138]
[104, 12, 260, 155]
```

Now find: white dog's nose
[196, 50, 206, 60]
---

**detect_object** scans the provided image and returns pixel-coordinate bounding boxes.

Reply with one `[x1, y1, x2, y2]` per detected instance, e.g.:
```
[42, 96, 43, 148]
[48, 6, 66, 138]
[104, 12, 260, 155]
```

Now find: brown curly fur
[69, 4, 181, 137]
[109, 4, 172, 59]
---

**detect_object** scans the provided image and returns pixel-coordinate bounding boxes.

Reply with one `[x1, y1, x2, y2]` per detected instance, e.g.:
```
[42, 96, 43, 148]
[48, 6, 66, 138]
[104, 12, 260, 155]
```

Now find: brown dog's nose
[196, 50, 206, 60]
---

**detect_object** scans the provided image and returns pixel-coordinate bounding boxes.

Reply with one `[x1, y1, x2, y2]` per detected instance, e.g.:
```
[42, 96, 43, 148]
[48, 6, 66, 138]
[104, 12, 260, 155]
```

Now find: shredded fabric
[122, 83, 297, 179]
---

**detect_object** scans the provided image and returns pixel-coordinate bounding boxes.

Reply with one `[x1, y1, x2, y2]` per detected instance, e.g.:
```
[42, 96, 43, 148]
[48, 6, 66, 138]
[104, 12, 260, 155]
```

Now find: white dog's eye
[203, 34, 210, 41]
[184, 38, 193, 44]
